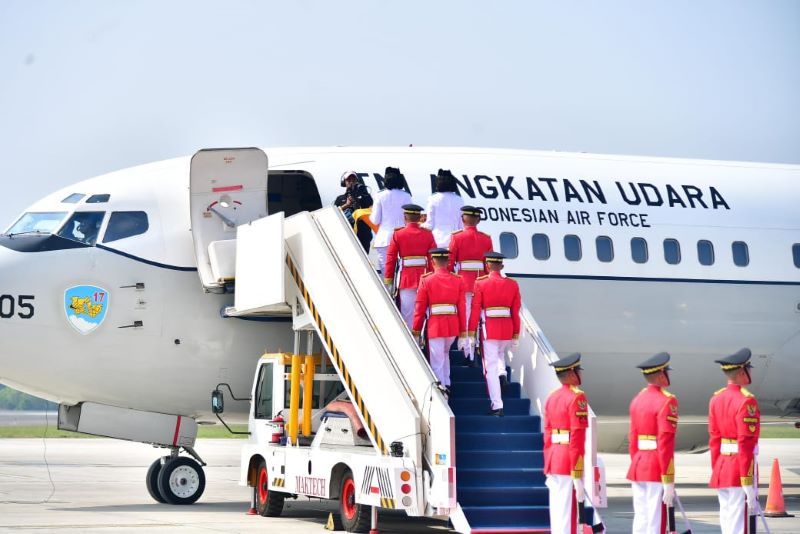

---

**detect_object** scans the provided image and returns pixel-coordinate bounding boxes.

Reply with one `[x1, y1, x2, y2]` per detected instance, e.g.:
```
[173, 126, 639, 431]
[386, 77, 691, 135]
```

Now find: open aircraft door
[190, 148, 268, 292]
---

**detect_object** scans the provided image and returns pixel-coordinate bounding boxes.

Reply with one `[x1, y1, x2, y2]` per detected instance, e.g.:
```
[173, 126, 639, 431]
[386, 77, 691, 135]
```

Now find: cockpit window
[5, 212, 68, 235]
[61, 193, 85, 204]
[103, 211, 149, 243]
[86, 194, 111, 204]
[57, 211, 105, 245]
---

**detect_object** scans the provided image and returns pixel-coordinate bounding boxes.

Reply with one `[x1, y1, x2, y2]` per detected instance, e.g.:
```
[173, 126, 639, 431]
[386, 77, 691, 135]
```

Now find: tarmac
[0, 437, 798, 533]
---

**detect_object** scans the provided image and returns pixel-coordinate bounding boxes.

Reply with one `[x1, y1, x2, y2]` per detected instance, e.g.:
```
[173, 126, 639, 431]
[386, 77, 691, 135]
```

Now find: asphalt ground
[0, 438, 798, 533]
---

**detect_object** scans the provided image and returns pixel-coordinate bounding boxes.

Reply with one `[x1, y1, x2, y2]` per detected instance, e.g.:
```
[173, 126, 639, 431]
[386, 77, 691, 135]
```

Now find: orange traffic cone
[764, 458, 794, 517]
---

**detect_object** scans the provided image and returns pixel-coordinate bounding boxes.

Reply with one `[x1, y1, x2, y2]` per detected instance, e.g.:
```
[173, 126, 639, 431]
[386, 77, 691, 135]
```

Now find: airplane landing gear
[146, 447, 207, 505]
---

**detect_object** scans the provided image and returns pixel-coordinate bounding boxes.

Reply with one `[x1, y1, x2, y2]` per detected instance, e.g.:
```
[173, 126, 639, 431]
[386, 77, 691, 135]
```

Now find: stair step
[450, 366, 486, 380]
[450, 381, 521, 399]
[457, 485, 548, 506]
[456, 415, 540, 433]
[450, 397, 530, 416]
[458, 467, 545, 486]
[457, 432, 543, 451]
[458, 450, 543, 469]
[460, 504, 550, 527]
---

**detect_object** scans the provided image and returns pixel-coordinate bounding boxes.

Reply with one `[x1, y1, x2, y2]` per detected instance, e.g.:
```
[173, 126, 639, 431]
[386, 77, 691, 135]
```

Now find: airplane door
[190, 148, 268, 292]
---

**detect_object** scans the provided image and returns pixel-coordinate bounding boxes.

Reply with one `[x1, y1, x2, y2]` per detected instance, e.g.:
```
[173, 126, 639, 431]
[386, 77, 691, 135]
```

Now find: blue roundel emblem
[64, 286, 110, 335]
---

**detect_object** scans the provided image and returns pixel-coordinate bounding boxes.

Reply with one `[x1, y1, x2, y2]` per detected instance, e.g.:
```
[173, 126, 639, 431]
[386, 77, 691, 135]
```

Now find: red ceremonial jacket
[543, 384, 589, 478]
[383, 223, 436, 290]
[626, 384, 679, 483]
[411, 267, 466, 339]
[447, 226, 494, 292]
[467, 271, 521, 341]
[708, 384, 760, 488]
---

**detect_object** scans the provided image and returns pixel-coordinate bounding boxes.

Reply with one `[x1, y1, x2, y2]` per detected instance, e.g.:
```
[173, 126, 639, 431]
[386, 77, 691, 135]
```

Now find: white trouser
[376, 246, 388, 275]
[483, 339, 509, 410]
[546, 474, 576, 534]
[399, 289, 416, 329]
[428, 337, 455, 386]
[718, 487, 747, 534]
[463, 292, 474, 360]
[632, 481, 665, 534]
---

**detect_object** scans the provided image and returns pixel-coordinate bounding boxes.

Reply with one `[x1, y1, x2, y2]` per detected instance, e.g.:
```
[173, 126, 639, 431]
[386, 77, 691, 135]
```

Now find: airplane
[1, 146, 798, 504]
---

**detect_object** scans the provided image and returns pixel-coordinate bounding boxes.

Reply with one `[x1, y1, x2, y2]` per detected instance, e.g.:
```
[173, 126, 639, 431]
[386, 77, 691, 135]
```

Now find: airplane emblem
[64, 286, 109, 335]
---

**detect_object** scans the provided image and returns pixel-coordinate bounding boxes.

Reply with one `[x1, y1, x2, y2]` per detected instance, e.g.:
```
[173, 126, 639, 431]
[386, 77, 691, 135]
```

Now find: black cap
[550, 353, 582, 373]
[637, 352, 671, 374]
[461, 205, 481, 217]
[402, 204, 423, 214]
[429, 247, 449, 258]
[484, 251, 505, 263]
[385, 166, 401, 178]
[714, 348, 753, 370]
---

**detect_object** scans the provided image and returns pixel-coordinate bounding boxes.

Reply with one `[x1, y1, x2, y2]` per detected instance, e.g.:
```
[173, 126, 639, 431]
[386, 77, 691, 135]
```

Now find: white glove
[457, 338, 467, 351]
[743, 484, 756, 511]
[572, 477, 585, 503]
[511, 338, 519, 348]
[467, 337, 475, 350]
[414, 335, 422, 346]
[662, 483, 675, 506]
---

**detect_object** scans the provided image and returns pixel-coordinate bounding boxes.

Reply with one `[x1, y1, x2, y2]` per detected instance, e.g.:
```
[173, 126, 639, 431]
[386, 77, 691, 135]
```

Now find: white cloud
[68, 314, 98, 334]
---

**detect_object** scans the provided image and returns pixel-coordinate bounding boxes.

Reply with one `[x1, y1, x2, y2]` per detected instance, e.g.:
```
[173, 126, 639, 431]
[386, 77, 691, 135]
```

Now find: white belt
[458, 260, 484, 271]
[485, 307, 511, 318]
[402, 257, 427, 267]
[721, 441, 739, 454]
[638, 438, 657, 451]
[430, 304, 456, 315]
[551, 430, 570, 444]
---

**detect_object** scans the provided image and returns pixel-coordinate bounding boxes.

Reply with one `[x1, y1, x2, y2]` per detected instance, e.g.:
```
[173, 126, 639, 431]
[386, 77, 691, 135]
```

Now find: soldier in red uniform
[411, 248, 467, 395]
[467, 252, 520, 415]
[709, 348, 760, 534]
[627, 352, 679, 534]
[448, 206, 494, 365]
[383, 204, 437, 329]
[542, 352, 589, 534]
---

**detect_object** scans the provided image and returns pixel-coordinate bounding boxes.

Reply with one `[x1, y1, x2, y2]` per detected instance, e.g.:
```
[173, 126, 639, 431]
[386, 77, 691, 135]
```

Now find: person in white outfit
[369, 167, 411, 275]
[423, 169, 464, 247]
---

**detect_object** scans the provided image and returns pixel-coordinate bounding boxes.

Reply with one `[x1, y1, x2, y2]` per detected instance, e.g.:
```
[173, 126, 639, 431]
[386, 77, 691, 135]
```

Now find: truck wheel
[255, 458, 284, 517]
[157, 456, 206, 505]
[145, 457, 168, 503]
[339, 471, 370, 533]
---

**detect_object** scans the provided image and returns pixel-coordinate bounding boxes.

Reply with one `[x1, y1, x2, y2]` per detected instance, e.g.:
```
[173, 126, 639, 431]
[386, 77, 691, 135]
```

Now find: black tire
[157, 456, 206, 505]
[254, 458, 284, 517]
[339, 470, 370, 533]
[145, 457, 168, 503]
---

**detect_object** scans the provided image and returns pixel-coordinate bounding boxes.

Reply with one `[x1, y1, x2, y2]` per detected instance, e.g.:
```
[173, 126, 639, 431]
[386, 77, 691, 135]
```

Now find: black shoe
[487, 408, 504, 417]
[499, 375, 509, 388]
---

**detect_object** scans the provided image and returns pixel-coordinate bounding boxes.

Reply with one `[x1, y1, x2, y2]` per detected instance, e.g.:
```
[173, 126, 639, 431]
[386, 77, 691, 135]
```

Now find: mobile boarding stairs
[190, 148, 605, 533]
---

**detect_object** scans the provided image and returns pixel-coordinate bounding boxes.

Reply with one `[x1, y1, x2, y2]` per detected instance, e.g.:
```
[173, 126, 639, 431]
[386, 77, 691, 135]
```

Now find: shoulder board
[421, 227, 433, 233]
[420, 272, 433, 279]
[661, 389, 675, 398]
[394, 226, 405, 231]
[479, 230, 491, 237]
[451, 229, 463, 235]
[476, 275, 489, 281]
[570, 385, 584, 395]
[740, 387, 755, 398]
[549, 387, 561, 396]
[639, 387, 648, 394]
[714, 387, 726, 396]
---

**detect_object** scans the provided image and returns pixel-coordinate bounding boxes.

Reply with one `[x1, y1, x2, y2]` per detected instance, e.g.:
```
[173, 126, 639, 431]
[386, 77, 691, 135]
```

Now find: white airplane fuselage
[1, 147, 798, 451]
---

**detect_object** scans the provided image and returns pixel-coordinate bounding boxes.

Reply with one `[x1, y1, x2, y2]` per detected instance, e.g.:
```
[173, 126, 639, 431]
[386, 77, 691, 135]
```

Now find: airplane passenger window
[697, 240, 715, 266]
[564, 235, 582, 261]
[61, 193, 85, 204]
[86, 194, 111, 203]
[596, 236, 614, 263]
[631, 238, 648, 264]
[254, 364, 274, 419]
[57, 212, 105, 246]
[793, 244, 800, 268]
[663, 239, 681, 265]
[531, 233, 550, 260]
[103, 211, 149, 243]
[499, 232, 518, 259]
[732, 241, 749, 267]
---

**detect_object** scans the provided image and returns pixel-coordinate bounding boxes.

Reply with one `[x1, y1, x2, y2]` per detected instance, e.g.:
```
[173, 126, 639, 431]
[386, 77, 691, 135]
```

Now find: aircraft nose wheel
[156, 456, 206, 505]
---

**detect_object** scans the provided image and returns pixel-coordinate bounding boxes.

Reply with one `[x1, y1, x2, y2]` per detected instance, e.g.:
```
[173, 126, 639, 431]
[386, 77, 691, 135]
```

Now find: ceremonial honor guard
[383, 204, 437, 328]
[411, 248, 467, 393]
[627, 352, 679, 534]
[543, 353, 589, 534]
[448, 206, 494, 364]
[467, 252, 520, 415]
[709, 348, 761, 534]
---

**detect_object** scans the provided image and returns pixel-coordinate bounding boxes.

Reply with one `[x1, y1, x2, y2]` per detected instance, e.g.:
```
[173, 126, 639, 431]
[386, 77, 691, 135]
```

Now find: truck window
[254, 364, 274, 419]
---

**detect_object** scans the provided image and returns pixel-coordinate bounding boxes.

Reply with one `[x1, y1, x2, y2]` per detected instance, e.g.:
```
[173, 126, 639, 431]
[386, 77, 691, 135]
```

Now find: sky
[0, 1, 798, 224]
